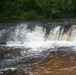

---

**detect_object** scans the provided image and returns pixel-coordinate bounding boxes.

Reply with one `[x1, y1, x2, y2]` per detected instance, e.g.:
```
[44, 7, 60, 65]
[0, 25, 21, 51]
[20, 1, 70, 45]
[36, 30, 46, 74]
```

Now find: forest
[0, 0, 76, 20]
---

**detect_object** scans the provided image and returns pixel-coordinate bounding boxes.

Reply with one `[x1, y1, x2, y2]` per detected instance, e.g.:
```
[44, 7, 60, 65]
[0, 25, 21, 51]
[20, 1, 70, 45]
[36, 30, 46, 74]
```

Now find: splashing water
[3, 22, 76, 52]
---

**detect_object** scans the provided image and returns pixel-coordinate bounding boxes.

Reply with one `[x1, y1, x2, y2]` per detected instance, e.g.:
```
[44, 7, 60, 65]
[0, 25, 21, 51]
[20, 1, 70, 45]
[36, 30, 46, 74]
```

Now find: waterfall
[0, 21, 75, 52]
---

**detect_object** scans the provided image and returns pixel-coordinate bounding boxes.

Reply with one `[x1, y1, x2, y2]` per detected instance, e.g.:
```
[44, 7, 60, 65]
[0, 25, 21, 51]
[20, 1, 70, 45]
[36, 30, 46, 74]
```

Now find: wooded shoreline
[1, 19, 76, 23]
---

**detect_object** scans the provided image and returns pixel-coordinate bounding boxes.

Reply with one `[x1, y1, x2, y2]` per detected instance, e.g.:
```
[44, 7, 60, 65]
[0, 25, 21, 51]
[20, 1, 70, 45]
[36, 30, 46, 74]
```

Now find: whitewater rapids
[1, 22, 76, 52]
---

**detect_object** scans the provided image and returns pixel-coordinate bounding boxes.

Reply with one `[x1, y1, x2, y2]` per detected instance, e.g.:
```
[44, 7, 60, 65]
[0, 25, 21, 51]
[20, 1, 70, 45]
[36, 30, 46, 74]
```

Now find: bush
[20, 10, 38, 20]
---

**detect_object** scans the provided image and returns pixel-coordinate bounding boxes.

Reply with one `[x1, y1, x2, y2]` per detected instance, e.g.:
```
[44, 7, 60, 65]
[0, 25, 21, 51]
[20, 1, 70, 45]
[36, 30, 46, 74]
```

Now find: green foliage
[0, 0, 76, 20]
[20, 10, 38, 20]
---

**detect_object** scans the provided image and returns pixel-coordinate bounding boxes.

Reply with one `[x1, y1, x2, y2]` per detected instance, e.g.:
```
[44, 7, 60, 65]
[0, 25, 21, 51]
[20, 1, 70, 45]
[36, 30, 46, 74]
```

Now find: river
[0, 21, 76, 75]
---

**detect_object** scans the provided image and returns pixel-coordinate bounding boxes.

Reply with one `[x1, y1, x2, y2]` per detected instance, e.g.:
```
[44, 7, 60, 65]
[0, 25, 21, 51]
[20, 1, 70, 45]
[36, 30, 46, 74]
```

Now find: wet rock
[2, 70, 27, 75]
[0, 42, 6, 45]
[0, 46, 11, 51]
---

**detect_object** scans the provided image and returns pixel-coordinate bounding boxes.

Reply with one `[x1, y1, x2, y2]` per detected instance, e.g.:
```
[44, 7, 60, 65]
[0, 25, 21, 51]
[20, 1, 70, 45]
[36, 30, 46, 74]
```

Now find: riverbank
[0, 19, 76, 23]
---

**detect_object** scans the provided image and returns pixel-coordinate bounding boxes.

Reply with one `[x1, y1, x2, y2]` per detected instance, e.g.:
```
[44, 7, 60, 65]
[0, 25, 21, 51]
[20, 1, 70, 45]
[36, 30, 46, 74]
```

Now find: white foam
[0, 68, 16, 72]
[6, 24, 76, 52]
[6, 41, 76, 52]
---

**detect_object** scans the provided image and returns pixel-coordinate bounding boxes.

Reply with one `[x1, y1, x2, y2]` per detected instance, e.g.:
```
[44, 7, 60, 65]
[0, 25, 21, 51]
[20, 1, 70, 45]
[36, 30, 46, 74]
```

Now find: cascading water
[0, 21, 76, 75]
[4, 22, 76, 51]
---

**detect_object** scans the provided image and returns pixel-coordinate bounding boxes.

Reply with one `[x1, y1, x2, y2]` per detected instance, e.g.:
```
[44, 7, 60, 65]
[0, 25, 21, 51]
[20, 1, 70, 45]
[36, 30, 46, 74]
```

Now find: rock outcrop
[0, 46, 11, 51]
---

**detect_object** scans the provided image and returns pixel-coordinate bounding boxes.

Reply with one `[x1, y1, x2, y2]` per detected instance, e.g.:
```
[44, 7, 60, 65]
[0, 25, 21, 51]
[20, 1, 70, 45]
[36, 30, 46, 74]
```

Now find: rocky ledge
[0, 46, 11, 51]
